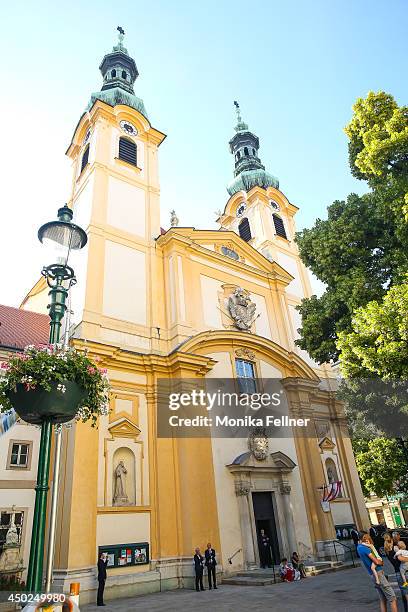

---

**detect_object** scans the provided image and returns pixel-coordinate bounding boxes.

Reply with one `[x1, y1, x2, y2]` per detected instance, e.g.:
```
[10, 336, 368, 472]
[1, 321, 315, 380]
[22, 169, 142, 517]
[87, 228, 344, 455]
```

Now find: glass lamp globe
[38, 205, 88, 267]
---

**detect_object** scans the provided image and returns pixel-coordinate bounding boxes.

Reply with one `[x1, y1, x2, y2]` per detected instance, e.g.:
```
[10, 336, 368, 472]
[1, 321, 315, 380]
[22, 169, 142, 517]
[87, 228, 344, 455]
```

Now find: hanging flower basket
[0, 345, 110, 426]
[7, 380, 86, 425]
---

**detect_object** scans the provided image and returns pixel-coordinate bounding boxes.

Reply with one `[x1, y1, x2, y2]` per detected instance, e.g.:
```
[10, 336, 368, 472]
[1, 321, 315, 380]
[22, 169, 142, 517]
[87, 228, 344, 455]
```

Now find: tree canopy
[295, 91, 408, 364]
[353, 437, 408, 498]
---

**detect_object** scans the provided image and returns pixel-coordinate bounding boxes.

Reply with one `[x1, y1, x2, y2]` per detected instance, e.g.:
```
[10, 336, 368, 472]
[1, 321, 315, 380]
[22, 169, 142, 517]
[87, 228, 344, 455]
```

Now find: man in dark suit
[97, 552, 108, 606]
[259, 529, 272, 568]
[193, 547, 205, 592]
[205, 542, 217, 590]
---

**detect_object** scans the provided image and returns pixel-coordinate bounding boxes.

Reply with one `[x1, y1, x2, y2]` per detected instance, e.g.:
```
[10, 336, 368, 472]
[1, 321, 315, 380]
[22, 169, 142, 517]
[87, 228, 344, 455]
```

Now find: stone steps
[222, 561, 359, 586]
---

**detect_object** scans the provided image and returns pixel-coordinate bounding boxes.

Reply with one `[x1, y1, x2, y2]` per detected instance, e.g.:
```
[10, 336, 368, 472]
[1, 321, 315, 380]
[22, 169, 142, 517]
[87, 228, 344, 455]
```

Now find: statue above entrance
[248, 427, 269, 461]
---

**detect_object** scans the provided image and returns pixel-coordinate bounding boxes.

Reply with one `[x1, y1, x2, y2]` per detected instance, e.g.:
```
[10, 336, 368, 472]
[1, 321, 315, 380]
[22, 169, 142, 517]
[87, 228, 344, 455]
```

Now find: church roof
[0, 305, 49, 351]
[227, 168, 279, 196]
[87, 88, 148, 119]
[227, 102, 279, 195]
[86, 27, 148, 120]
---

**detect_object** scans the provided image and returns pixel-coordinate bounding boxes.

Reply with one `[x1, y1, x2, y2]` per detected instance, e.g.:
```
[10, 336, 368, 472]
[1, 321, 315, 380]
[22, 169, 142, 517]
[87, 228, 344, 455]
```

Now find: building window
[111, 69, 116, 78]
[118, 137, 137, 166]
[122, 70, 127, 80]
[236, 151, 241, 160]
[238, 218, 252, 242]
[80, 144, 89, 174]
[272, 214, 287, 239]
[252, 148, 256, 155]
[0, 510, 24, 553]
[236, 359, 257, 394]
[244, 146, 249, 156]
[7, 440, 32, 470]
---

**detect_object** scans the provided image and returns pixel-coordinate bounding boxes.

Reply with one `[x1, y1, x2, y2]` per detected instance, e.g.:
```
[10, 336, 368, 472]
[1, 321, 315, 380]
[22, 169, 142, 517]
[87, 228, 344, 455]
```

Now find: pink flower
[87, 366, 96, 375]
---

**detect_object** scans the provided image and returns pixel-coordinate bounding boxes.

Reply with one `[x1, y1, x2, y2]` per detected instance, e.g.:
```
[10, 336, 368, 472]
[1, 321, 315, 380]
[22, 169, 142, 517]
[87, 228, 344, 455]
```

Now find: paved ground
[82, 564, 407, 611]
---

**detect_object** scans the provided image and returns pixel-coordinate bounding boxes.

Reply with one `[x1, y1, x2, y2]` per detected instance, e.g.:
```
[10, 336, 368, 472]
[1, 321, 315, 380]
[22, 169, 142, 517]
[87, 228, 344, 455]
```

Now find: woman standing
[384, 533, 408, 612]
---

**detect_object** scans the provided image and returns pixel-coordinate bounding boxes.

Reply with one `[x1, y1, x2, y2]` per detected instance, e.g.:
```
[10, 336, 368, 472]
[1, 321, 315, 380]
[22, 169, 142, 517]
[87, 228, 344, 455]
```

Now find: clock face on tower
[270, 200, 280, 211]
[120, 120, 138, 136]
[236, 203, 247, 217]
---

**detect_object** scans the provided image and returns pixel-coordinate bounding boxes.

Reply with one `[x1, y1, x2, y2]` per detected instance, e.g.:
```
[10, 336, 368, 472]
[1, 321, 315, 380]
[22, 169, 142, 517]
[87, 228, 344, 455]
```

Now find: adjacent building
[0, 305, 49, 575]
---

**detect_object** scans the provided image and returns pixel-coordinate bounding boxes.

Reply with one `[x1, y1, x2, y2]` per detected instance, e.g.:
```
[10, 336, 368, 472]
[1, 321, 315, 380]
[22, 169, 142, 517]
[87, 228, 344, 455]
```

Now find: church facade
[18, 32, 369, 602]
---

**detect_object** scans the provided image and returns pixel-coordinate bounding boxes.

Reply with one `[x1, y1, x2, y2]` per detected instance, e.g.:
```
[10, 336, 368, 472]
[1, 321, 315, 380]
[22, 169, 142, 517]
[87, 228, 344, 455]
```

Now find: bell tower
[218, 103, 313, 340]
[65, 28, 166, 351]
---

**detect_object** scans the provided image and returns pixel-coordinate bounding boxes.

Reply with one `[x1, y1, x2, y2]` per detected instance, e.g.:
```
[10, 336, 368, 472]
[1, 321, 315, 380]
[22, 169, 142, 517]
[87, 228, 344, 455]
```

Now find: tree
[352, 437, 408, 498]
[335, 280, 408, 438]
[345, 91, 408, 188]
[295, 91, 408, 363]
[295, 192, 407, 362]
[338, 281, 408, 379]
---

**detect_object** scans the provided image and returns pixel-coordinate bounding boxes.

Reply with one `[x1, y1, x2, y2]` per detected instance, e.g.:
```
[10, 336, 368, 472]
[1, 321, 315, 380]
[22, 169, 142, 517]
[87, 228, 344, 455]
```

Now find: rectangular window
[119, 137, 137, 166]
[238, 218, 252, 242]
[273, 214, 287, 239]
[10, 443, 29, 467]
[236, 358, 257, 394]
[7, 441, 32, 470]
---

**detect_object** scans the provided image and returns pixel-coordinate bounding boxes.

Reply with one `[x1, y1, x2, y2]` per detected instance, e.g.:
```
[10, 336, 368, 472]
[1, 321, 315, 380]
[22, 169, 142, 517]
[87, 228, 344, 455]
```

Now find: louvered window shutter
[273, 214, 287, 239]
[238, 218, 252, 242]
[119, 137, 137, 166]
[80, 145, 89, 173]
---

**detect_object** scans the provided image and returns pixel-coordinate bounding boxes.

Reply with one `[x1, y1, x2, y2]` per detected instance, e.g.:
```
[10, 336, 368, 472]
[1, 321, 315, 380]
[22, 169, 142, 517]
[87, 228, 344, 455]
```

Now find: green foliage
[295, 192, 407, 362]
[338, 282, 408, 379]
[352, 437, 408, 497]
[295, 91, 408, 363]
[0, 344, 110, 426]
[345, 91, 408, 187]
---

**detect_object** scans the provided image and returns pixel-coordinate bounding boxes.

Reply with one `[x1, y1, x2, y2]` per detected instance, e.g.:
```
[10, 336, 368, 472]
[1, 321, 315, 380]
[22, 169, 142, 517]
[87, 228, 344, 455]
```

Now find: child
[394, 540, 408, 587]
[279, 557, 295, 582]
[360, 534, 381, 585]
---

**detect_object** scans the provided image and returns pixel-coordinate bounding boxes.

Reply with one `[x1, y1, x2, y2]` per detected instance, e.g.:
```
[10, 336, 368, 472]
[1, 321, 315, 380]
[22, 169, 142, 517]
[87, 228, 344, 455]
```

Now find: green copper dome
[87, 87, 148, 119]
[227, 168, 279, 196]
[227, 102, 278, 195]
[87, 28, 148, 119]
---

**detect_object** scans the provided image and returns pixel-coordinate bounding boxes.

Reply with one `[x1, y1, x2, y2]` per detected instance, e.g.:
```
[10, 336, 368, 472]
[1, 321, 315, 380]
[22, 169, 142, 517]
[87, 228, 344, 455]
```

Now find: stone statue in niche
[327, 465, 336, 484]
[113, 460, 129, 506]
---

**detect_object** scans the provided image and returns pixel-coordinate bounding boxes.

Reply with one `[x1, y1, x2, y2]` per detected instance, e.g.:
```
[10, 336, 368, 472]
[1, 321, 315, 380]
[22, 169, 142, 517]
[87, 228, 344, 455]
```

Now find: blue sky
[1, 0, 407, 305]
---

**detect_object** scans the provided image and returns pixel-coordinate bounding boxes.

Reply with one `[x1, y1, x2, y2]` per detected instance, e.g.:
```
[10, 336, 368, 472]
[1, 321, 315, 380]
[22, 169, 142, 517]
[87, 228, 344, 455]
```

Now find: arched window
[244, 146, 249, 156]
[122, 70, 127, 80]
[235, 358, 257, 394]
[80, 144, 89, 174]
[272, 214, 287, 239]
[237, 151, 241, 160]
[252, 148, 256, 156]
[111, 69, 116, 78]
[119, 137, 137, 166]
[238, 218, 252, 242]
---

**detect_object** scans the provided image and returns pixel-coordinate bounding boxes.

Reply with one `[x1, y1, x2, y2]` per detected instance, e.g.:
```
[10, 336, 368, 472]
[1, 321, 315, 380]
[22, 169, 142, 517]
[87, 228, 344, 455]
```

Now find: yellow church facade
[20, 33, 369, 602]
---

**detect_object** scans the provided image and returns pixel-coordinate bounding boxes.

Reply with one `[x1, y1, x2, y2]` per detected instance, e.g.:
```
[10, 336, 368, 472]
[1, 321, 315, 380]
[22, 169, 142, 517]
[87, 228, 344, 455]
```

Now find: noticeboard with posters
[98, 542, 149, 568]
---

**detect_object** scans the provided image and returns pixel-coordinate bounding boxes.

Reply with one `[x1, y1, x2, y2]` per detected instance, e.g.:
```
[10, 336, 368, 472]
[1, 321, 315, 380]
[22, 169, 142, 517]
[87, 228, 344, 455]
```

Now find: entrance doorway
[252, 491, 280, 565]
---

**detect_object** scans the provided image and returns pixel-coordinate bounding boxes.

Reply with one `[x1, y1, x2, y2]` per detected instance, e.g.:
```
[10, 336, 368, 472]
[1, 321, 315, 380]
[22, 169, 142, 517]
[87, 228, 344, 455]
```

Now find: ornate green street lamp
[26, 205, 87, 593]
